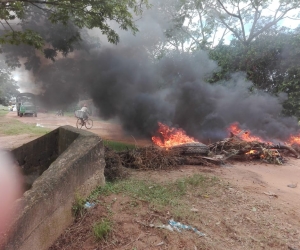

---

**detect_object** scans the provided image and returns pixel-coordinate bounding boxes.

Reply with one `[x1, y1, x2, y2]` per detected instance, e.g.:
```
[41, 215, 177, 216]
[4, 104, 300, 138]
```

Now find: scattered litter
[168, 219, 206, 236]
[190, 207, 199, 212]
[252, 207, 257, 212]
[287, 183, 298, 188]
[157, 224, 174, 231]
[84, 202, 95, 209]
[156, 242, 164, 246]
[36, 123, 44, 127]
[263, 191, 278, 198]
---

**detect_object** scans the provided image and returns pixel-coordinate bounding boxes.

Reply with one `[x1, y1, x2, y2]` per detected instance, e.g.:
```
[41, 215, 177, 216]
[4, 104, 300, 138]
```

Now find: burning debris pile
[209, 134, 299, 165]
[107, 122, 300, 173]
[209, 123, 300, 164]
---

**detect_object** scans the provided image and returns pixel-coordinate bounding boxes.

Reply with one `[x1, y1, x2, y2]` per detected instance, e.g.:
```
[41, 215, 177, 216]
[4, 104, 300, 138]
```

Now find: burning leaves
[209, 136, 286, 164]
[152, 122, 198, 148]
[107, 122, 300, 173]
[210, 123, 300, 164]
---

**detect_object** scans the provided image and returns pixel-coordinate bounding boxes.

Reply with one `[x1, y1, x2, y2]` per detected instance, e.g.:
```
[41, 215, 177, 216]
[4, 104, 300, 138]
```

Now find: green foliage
[72, 194, 86, 218]
[0, 0, 149, 49]
[209, 28, 300, 118]
[0, 61, 19, 105]
[103, 140, 136, 152]
[92, 219, 112, 241]
[0, 30, 44, 50]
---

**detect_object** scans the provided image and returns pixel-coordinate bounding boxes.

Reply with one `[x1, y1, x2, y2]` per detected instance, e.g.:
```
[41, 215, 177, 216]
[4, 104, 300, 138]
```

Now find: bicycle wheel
[76, 118, 83, 129]
[85, 118, 93, 129]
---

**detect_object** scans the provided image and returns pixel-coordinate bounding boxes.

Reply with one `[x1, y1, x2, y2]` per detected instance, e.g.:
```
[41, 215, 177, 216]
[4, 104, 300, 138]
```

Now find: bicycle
[56, 110, 64, 116]
[76, 117, 93, 129]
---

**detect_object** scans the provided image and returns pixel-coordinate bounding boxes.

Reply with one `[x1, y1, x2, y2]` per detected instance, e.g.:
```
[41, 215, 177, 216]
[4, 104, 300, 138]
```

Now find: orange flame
[288, 135, 300, 145]
[227, 123, 264, 142]
[152, 122, 198, 148]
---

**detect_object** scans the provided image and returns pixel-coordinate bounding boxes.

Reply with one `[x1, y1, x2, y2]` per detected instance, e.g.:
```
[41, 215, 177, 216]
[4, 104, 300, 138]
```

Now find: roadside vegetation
[53, 171, 300, 250]
[0, 112, 50, 136]
[103, 140, 136, 152]
[92, 219, 112, 241]
[0, 108, 8, 117]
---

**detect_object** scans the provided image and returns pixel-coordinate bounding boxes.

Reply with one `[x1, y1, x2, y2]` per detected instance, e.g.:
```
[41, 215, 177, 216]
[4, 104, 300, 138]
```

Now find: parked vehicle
[16, 93, 37, 117]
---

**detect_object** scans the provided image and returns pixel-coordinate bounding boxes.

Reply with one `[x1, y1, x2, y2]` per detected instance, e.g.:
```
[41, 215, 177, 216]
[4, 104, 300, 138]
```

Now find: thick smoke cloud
[9, 0, 300, 142]
[81, 47, 299, 142]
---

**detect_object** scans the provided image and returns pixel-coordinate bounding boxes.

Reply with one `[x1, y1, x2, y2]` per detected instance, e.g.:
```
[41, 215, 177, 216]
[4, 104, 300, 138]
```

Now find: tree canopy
[155, 0, 300, 52]
[0, 0, 149, 49]
[0, 60, 19, 105]
[2, 0, 300, 119]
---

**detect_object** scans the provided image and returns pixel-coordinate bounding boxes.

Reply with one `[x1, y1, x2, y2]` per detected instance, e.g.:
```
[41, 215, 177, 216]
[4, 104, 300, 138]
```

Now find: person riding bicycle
[80, 104, 90, 125]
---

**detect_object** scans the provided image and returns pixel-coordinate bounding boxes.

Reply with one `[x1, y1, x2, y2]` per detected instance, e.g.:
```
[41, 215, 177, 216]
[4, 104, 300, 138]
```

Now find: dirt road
[2, 111, 152, 149]
[4, 111, 300, 206]
[2, 110, 300, 249]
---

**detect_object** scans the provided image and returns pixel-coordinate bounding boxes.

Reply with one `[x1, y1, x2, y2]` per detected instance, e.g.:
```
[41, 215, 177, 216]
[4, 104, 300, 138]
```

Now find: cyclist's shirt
[80, 107, 89, 119]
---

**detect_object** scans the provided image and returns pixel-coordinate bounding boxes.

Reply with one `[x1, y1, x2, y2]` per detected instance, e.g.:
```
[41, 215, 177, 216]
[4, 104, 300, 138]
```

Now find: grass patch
[0, 119, 50, 136]
[0, 109, 9, 117]
[93, 219, 112, 241]
[89, 174, 220, 209]
[72, 194, 86, 218]
[104, 140, 136, 152]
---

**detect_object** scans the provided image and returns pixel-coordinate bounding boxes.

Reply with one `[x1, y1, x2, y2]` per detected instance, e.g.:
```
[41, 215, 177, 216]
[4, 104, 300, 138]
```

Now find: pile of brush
[209, 133, 300, 164]
[104, 132, 300, 179]
[118, 146, 181, 170]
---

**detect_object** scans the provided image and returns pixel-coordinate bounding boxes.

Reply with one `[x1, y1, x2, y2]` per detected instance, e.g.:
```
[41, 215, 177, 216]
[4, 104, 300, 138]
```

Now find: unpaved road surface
[2, 111, 300, 249]
[1, 111, 151, 149]
[3, 110, 300, 207]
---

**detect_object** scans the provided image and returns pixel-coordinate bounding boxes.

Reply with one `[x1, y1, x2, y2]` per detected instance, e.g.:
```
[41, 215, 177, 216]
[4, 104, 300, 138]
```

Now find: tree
[211, 0, 300, 46]
[151, 0, 300, 53]
[1, 4, 101, 72]
[0, 0, 149, 49]
[209, 27, 300, 118]
[0, 61, 19, 105]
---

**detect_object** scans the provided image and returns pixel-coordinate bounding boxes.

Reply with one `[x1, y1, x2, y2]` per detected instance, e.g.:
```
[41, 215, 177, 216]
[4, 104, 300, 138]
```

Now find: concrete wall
[12, 129, 60, 176]
[4, 126, 105, 250]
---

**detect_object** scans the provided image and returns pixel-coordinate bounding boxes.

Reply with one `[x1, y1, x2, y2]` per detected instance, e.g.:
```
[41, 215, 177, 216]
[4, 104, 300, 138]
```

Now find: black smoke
[71, 47, 299, 142]
[7, 1, 300, 142]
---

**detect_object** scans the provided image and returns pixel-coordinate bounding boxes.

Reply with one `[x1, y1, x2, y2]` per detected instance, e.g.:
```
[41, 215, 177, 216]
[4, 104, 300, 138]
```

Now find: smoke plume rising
[80, 48, 299, 142]
[8, 0, 300, 142]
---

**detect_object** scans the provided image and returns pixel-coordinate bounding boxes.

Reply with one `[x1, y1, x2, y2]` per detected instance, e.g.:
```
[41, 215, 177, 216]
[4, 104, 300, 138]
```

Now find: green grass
[72, 194, 86, 218]
[88, 174, 220, 208]
[103, 140, 136, 151]
[0, 119, 50, 136]
[93, 219, 112, 241]
[0, 109, 9, 117]
[87, 174, 220, 222]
